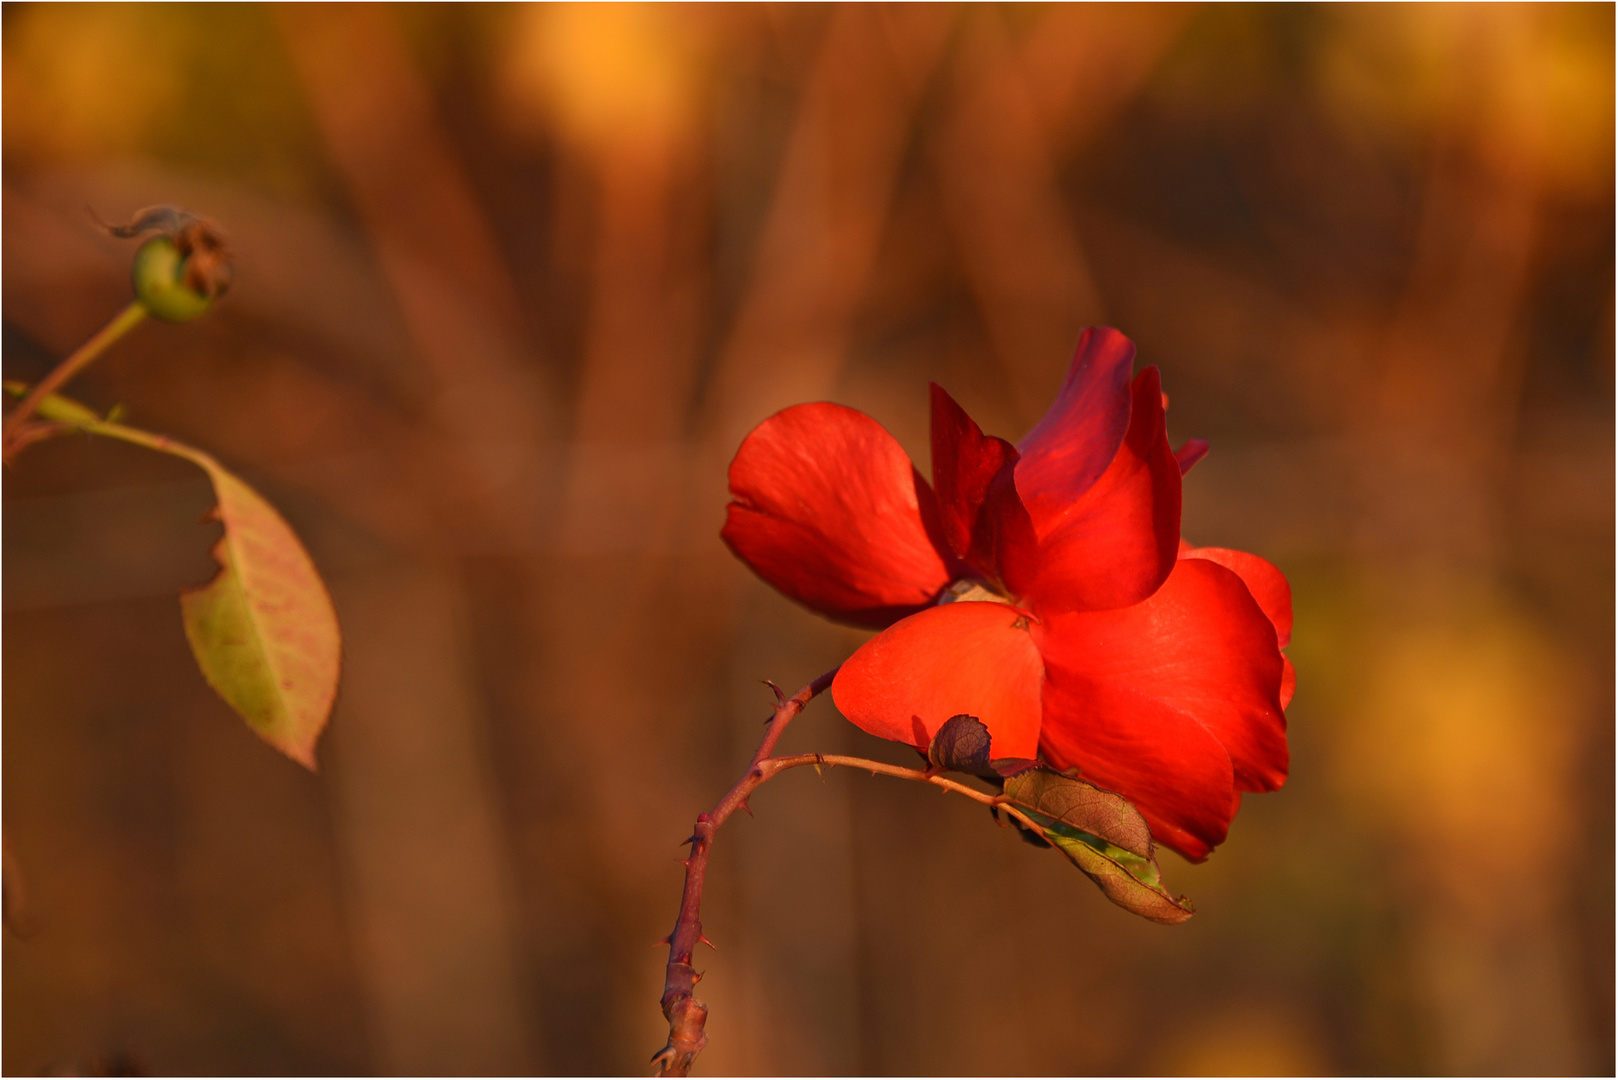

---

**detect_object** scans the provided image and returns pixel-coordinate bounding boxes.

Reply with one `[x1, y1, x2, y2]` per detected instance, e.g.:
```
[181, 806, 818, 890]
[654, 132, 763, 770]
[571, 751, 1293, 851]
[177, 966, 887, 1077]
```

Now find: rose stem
[2, 301, 147, 457]
[651, 672, 1044, 1076]
[652, 666, 837, 1076]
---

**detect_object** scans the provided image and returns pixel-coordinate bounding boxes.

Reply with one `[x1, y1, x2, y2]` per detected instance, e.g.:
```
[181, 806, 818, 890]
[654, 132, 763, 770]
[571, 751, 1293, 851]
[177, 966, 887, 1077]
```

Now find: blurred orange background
[3, 3, 1612, 1075]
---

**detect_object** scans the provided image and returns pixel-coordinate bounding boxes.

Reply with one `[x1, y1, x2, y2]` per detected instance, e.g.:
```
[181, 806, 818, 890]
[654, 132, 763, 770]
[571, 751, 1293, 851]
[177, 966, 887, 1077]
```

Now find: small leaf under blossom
[1030, 815, 1194, 924]
[919, 712, 1193, 923]
[999, 768, 1194, 924]
[1001, 767, 1153, 857]
[925, 713, 1039, 779]
[927, 714, 994, 775]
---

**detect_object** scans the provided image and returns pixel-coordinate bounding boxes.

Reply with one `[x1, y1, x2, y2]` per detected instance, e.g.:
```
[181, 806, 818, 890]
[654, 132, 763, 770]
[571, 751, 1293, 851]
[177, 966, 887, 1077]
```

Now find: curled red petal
[1012, 367, 1181, 613]
[722, 403, 954, 628]
[1034, 557, 1289, 858]
[929, 383, 1038, 587]
[832, 602, 1043, 760]
[1014, 327, 1136, 517]
[1180, 545, 1293, 649]
[1280, 656, 1296, 710]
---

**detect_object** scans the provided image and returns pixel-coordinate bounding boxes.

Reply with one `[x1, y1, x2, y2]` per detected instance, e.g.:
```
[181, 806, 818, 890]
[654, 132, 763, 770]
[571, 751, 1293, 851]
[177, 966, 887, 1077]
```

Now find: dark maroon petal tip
[1013, 366, 1181, 614]
[1014, 327, 1137, 513]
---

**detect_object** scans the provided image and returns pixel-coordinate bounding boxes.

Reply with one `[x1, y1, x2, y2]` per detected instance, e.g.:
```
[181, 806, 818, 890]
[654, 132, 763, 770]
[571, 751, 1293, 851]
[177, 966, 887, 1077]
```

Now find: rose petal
[723, 403, 955, 628]
[1014, 326, 1136, 519]
[1280, 656, 1296, 709]
[1180, 545, 1293, 648]
[930, 383, 1016, 560]
[1037, 673, 1236, 861]
[1012, 367, 1181, 613]
[929, 383, 1038, 587]
[1035, 557, 1289, 858]
[832, 601, 1043, 760]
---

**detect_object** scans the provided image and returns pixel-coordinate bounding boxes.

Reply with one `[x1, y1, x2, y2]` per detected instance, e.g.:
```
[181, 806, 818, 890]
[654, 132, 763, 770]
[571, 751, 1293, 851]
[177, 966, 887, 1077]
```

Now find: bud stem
[2, 302, 147, 458]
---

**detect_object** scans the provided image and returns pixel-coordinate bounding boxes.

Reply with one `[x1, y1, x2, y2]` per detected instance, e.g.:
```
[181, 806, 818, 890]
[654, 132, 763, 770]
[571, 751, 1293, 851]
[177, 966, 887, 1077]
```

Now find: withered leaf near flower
[1001, 767, 1155, 859]
[995, 765, 1192, 923]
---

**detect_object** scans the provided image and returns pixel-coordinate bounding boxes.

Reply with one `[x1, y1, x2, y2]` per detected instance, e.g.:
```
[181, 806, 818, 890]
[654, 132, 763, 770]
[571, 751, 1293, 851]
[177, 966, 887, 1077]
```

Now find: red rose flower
[722, 328, 1291, 859]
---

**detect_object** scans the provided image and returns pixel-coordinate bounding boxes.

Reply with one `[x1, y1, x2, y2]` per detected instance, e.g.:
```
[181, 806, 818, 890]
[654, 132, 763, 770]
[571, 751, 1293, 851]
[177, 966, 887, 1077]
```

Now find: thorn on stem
[654, 935, 671, 947]
[764, 680, 787, 707]
[739, 799, 753, 818]
[698, 933, 716, 950]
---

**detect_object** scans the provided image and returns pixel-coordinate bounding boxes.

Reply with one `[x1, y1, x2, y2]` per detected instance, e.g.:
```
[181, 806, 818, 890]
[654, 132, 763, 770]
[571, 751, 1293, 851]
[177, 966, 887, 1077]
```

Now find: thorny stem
[2, 301, 147, 461]
[652, 667, 837, 1076]
[652, 674, 1045, 1076]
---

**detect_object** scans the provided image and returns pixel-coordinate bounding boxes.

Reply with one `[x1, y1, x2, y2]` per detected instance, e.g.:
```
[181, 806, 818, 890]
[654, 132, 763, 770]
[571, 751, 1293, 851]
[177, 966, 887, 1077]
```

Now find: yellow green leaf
[174, 458, 340, 769]
[4, 384, 340, 768]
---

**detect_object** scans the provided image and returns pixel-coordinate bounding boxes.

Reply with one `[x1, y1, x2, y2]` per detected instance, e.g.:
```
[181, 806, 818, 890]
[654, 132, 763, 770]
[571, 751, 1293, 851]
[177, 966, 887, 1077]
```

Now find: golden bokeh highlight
[4, 5, 183, 160]
[497, 3, 707, 152]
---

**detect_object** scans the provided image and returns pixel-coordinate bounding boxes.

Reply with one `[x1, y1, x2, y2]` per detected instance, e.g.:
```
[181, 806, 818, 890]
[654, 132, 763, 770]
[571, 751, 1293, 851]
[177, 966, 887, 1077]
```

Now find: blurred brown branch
[278, 1, 557, 551]
[698, 4, 953, 447]
[932, 5, 1186, 421]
